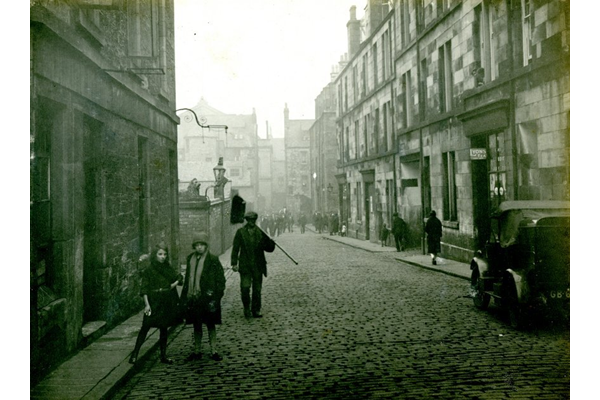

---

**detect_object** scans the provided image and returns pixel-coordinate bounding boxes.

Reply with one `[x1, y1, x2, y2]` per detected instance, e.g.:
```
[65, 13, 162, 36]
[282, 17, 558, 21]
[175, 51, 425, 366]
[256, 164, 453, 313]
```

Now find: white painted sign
[470, 148, 487, 160]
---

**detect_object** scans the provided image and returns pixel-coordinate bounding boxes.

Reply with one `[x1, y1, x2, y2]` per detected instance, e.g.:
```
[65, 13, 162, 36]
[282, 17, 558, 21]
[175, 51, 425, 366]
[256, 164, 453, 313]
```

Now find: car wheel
[472, 271, 490, 310]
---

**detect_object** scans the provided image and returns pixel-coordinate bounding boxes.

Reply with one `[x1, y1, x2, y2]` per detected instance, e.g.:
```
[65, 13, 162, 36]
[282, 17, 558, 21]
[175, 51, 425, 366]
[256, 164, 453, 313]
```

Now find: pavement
[30, 227, 471, 399]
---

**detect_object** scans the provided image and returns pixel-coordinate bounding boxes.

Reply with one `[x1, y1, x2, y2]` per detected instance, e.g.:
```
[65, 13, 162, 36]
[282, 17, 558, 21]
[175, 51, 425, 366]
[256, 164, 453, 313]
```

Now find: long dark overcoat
[425, 215, 443, 254]
[139, 260, 182, 329]
[181, 251, 226, 325]
[231, 225, 276, 277]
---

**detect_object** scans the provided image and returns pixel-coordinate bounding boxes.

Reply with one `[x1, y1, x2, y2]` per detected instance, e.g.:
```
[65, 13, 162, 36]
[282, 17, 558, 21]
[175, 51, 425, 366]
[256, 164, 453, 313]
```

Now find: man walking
[231, 211, 276, 318]
[298, 213, 307, 234]
[391, 213, 407, 252]
[425, 210, 443, 265]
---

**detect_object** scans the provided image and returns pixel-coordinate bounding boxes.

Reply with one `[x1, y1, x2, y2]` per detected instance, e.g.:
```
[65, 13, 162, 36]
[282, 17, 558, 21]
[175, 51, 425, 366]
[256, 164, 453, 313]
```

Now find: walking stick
[230, 194, 299, 265]
[257, 226, 299, 265]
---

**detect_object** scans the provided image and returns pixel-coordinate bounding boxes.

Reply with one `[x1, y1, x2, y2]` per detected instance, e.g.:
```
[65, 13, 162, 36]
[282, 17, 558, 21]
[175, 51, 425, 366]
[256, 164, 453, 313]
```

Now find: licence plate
[550, 289, 569, 299]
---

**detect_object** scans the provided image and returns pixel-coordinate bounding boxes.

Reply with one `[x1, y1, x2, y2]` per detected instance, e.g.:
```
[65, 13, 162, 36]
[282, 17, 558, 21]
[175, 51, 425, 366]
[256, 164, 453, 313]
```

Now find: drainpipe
[417, 40, 426, 255]
[507, 2, 519, 200]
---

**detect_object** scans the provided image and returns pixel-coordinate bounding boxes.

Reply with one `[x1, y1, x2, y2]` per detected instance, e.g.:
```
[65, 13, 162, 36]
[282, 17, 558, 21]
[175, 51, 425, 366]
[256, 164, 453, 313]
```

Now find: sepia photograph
[28, 0, 579, 398]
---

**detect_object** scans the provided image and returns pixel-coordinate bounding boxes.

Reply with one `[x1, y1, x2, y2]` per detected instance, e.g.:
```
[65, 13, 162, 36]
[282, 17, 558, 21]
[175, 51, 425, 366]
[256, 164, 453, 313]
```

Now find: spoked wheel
[471, 271, 490, 310]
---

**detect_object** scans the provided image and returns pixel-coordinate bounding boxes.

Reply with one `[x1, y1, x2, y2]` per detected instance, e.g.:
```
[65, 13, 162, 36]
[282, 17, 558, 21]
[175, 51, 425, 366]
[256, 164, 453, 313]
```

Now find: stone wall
[179, 198, 238, 266]
[30, 1, 178, 383]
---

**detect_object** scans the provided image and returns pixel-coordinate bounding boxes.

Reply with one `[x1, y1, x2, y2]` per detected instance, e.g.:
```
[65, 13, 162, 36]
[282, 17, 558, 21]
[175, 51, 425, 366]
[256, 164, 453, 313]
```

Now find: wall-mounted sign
[470, 148, 487, 160]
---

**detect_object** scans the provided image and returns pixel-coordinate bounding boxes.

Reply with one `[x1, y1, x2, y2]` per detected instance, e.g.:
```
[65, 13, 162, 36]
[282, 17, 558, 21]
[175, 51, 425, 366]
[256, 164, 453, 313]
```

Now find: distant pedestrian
[260, 216, 269, 232]
[331, 213, 339, 236]
[299, 214, 307, 234]
[425, 210, 442, 265]
[392, 213, 407, 252]
[129, 242, 182, 365]
[231, 211, 276, 318]
[341, 223, 347, 237]
[181, 232, 226, 362]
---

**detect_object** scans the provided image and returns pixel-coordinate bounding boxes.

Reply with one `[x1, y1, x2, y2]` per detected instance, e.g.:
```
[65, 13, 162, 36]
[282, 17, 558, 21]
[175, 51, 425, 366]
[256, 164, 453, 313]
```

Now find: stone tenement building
[334, 0, 569, 259]
[284, 104, 314, 217]
[257, 127, 287, 214]
[177, 99, 260, 209]
[30, 0, 178, 381]
[310, 79, 339, 216]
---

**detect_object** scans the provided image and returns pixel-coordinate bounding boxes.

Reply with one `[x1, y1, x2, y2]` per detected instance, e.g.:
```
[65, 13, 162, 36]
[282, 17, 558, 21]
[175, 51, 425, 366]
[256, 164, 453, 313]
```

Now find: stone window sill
[443, 220, 459, 230]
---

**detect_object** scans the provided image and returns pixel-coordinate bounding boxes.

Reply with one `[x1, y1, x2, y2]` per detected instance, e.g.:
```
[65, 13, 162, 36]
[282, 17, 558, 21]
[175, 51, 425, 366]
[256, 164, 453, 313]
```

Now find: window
[352, 66, 358, 103]
[402, 70, 413, 127]
[437, 0, 451, 16]
[345, 127, 350, 162]
[373, 43, 378, 87]
[442, 151, 457, 221]
[521, 0, 533, 66]
[474, 2, 496, 84]
[338, 83, 343, 115]
[386, 102, 394, 151]
[362, 55, 367, 96]
[363, 53, 369, 96]
[374, 108, 380, 154]
[363, 115, 369, 158]
[127, 0, 158, 57]
[438, 41, 453, 113]
[400, 0, 410, 47]
[419, 58, 427, 119]
[344, 76, 349, 111]
[382, 103, 388, 153]
[354, 120, 359, 159]
[381, 31, 388, 80]
[230, 168, 241, 177]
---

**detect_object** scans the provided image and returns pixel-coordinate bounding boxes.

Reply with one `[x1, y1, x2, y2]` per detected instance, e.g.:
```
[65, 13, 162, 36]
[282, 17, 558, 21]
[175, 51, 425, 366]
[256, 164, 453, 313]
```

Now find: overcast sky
[174, 0, 364, 138]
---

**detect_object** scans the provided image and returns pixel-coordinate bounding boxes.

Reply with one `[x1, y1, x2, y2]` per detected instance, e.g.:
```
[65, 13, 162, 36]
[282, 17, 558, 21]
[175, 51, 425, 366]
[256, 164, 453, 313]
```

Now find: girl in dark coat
[129, 243, 183, 365]
[181, 232, 226, 361]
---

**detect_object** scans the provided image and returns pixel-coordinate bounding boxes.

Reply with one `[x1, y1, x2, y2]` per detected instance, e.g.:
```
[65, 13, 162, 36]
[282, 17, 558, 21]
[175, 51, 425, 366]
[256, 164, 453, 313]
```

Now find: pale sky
[174, 0, 364, 137]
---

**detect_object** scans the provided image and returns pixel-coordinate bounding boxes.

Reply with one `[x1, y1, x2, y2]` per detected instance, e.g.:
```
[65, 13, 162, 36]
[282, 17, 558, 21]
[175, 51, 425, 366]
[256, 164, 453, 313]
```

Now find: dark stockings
[130, 325, 169, 363]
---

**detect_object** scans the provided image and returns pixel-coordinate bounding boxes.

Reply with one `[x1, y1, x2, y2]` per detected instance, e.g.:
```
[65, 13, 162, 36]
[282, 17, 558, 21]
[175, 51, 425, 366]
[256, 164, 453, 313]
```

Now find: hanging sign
[470, 148, 487, 160]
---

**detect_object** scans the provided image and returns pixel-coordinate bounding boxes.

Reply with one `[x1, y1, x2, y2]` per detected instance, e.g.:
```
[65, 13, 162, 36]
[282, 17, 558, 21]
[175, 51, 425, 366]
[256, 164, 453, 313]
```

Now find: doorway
[365, 182, 375, 240]
[83, 116, 103, 322]
[471, 135, 490, 250]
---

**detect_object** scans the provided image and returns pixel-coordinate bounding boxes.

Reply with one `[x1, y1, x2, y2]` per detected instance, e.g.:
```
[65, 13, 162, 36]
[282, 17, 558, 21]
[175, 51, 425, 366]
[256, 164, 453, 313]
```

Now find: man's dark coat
[231, 224, 276, 277]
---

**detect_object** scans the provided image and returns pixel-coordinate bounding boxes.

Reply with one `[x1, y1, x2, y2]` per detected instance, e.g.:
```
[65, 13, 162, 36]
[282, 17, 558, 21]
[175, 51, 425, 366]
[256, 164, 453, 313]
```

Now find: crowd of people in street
[128, 208, 442, 364]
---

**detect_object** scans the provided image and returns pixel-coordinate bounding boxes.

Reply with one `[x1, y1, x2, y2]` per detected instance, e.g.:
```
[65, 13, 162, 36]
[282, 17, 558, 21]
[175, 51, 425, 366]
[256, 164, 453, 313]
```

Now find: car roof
[492, 201, 570, 217]
[493, 201, 570, 247]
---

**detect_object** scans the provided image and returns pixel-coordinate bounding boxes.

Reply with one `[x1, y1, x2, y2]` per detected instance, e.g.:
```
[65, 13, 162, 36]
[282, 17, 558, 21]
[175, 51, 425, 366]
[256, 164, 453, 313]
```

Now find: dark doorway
[83, 116, 103, 322]
[138, 137, 149, 254]
[422, 156, 431, 216]
[365, 182, 375, 240]
[471, 135, 490, 250]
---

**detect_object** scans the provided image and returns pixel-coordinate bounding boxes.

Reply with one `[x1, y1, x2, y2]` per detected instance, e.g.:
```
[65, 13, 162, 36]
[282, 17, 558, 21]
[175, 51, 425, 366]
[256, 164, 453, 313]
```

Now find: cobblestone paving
[115, 232, 569, 399]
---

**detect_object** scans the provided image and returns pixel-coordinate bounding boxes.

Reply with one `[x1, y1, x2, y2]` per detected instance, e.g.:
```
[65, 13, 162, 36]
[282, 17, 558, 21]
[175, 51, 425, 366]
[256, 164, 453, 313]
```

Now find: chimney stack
[347, 6, 361, 57]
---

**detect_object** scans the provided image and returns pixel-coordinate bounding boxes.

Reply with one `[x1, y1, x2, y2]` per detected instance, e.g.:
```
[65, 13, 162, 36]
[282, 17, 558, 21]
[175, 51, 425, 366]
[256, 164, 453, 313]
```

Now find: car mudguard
[470, 255, 489, 276]
[505, 269, 530, 303]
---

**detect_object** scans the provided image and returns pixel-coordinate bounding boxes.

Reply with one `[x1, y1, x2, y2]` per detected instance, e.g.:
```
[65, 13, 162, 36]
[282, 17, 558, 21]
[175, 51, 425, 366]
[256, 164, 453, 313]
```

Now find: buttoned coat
[231, 224, 276, 277]
[181, 251, 226, 325]
[139, 259, 182, 329]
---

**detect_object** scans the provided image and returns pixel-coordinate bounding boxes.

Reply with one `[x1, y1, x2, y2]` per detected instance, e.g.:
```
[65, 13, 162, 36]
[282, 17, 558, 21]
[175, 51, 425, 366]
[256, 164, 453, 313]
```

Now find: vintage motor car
[470, 201, 570, 328]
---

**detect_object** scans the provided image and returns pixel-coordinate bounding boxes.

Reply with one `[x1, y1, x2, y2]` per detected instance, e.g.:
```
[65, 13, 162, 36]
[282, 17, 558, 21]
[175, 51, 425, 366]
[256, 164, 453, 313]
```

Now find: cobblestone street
[115, 231, 569, 399]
